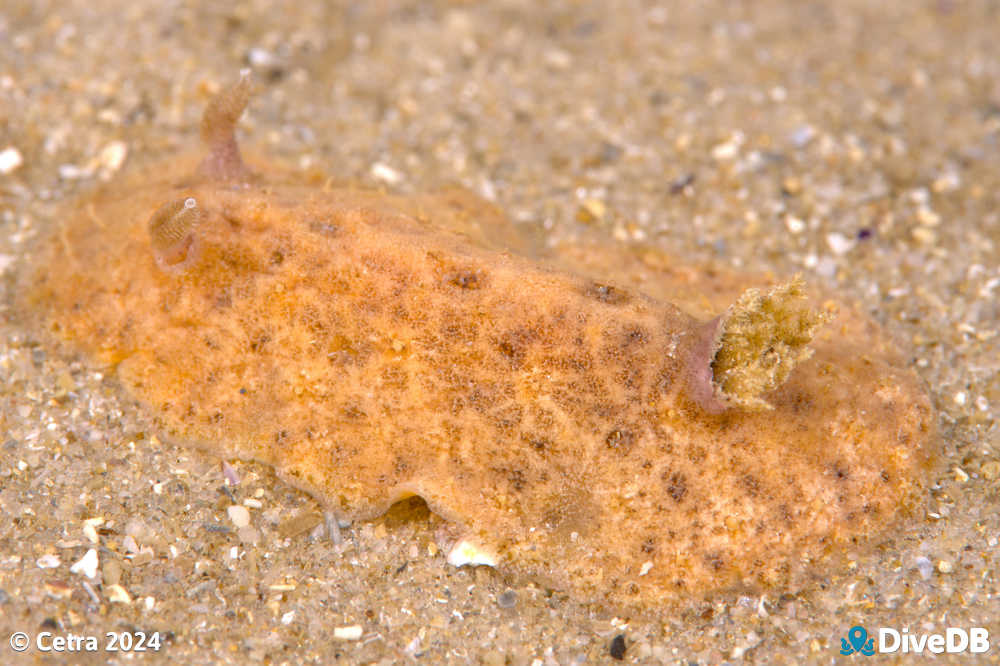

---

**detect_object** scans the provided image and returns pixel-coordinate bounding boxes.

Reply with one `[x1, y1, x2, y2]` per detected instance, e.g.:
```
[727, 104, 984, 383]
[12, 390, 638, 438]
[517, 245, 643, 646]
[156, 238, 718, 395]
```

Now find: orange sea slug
[23, 74, 937, 612]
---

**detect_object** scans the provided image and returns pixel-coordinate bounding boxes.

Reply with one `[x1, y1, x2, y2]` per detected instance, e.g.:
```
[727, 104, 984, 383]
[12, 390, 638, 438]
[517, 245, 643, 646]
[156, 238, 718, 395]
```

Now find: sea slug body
[23, 76, 937, 612]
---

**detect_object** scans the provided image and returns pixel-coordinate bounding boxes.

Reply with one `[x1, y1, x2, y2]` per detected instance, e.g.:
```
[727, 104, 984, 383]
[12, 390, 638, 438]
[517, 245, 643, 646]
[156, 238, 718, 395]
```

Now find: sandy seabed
[1, 2, 999, 664]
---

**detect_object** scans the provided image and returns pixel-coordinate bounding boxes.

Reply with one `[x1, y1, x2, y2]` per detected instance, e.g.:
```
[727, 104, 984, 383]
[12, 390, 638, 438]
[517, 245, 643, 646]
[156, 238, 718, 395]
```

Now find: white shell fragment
[370, 162, 403, 185]
[70, 548, 99, 579]
[333, 625, 364, 641]
[446, 538, 498, 568]
[0, 146, 24, 174]
[227, 504, 251, 528]
[97, 140, 128, 173]
[36, 554, 61, 569]
[106, 583, 132, 604]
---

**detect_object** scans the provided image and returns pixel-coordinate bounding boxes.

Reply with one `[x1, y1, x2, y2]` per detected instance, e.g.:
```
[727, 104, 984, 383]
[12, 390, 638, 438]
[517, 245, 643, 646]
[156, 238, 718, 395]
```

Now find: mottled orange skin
[23, 87, 937, 613]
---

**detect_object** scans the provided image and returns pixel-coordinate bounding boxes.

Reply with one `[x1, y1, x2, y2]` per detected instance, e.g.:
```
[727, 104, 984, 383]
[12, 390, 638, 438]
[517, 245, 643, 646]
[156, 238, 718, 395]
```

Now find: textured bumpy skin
[24, 81, 937, 612]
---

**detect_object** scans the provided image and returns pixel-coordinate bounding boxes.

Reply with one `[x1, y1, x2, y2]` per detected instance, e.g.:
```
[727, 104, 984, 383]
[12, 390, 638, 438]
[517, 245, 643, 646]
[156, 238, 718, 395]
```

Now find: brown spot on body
[740, 474, 761, 497]
[664, 471, 688, 502]
[605, 428, 635, 452]
[448, 270, 485, 289]
[585, 281, 630, 305]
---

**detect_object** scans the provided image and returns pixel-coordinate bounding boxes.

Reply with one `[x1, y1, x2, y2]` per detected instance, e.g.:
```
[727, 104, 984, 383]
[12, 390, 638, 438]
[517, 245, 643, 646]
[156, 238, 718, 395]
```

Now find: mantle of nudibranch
[21, 77, 937, 613]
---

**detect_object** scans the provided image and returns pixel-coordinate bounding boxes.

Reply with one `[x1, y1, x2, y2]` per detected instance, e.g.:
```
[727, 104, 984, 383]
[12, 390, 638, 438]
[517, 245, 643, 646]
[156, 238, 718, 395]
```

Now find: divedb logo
[839, 625, 991, 656]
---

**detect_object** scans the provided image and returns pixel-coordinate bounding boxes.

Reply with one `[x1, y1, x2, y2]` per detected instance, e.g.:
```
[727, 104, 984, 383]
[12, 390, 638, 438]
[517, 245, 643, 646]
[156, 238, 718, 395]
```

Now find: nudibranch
[23, 74, 936, 612]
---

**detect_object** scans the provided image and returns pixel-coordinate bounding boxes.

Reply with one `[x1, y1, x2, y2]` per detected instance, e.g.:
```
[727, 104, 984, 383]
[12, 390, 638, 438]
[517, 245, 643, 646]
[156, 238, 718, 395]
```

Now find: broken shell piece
[106, 583, 132, 604]
[447, 538, 498, 568]
[36, 554, 61, 569]
[333, 625, 363, 641]
[227, 504, 251, 528]
[44, 580, 74, 599]
[70, 548, 99, 579]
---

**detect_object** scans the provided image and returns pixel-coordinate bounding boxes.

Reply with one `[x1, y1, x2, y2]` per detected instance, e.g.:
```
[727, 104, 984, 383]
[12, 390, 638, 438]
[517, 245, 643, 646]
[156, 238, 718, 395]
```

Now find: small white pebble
[911, 68, 930, 88]
[221, 460, 240, 485]
[543, 49, 572, 70]
[826, 232, 853, 255]
[975, 396, 989, 412]
[931, 171, 960, 193]
[936, 560, 954, 574]
[711, 135, 741, 161]
[122, 535, 139, 554]
[790, 125, 815, 147]
[639, 561, 653, 576]
[83, 523, 99, 544]
[912, 227, 937, 245]
[785, 216, 805, 234]
[70, 549, 99, 578]
[371, 162, 403, 185]
[954, 467, 970, 483]
[247, 47, 279, 67]
[97, 140, 128, 172]
[954, 391, 967, 406]
[815, 256, 837, 278]
[447, 539, 497, 567]
[97, 108, 123, 125]
[144, 596, 156, 611]
[333, 625, 363, 641]
[915, 206, 940, 227]
[281, 611, 295, 625]
[909, 187, 930, 205]
[106, 584, 132, 604]
[36, 554, 61, 569]
[707, 88, 726, 106]
[227, 504, 251, 528]
[58, 163, 89, 180]
[243, 498, 263, 509]
[915, 556, 933, 580]
[579, 198, 606, 221]
[0, 146, 24, 174]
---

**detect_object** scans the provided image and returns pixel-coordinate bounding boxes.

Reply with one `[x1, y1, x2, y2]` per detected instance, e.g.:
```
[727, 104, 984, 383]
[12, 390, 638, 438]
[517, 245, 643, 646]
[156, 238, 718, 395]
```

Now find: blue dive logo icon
[841, 626, 876, 656]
